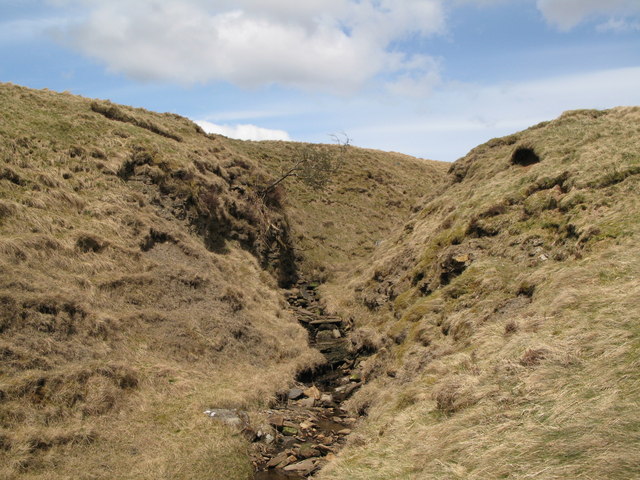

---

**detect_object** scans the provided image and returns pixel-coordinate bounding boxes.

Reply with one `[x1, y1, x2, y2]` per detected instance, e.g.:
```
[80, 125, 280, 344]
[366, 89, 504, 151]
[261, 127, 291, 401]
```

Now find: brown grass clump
[519, 347, 549, 366]
[432, 375, 479, 414]
[90, 100, 183, 142]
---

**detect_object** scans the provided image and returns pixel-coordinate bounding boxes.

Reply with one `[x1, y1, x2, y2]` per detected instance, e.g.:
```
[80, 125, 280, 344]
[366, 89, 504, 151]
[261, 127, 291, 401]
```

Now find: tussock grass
[319, 106, 640, 480]
[231, 139, 447, 279]
[0, 83, 437, 479]
[0, 83, 327, 479]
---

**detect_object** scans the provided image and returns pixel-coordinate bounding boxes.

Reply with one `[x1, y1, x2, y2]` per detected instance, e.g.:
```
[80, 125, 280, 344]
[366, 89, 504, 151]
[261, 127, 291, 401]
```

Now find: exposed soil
[251, 282, 367, 479]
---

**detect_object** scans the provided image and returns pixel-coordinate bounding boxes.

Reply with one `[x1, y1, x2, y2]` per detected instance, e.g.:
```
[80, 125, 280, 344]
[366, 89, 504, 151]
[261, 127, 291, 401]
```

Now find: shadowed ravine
[251, 282, 368, 479]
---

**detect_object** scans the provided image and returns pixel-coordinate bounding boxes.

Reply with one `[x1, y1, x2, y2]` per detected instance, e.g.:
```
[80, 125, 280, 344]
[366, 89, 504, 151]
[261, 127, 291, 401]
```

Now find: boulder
[288, 388, 304, 400]
[283, 458, 319, 475]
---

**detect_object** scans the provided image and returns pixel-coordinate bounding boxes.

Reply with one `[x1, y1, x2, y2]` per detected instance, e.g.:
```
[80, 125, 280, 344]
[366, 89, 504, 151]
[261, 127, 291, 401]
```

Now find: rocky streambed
[252, 282, 367, 479]
[204, 282, 367, 478]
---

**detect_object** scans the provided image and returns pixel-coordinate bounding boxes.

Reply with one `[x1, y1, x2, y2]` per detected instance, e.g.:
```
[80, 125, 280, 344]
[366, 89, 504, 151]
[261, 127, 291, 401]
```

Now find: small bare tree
[262, 133, 351, 196]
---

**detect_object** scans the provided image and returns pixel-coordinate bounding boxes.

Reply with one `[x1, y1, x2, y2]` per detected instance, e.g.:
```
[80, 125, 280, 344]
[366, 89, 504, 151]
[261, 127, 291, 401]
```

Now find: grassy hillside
[319, 108, 640, 479]
[0, 83, 322, 480]
[231, 139, 447, 279]
[0, 83, 441, 479]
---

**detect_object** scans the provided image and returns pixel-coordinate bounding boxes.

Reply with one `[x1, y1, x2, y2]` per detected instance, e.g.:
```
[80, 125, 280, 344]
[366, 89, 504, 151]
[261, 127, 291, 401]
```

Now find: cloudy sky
[1, 0, 639, 161]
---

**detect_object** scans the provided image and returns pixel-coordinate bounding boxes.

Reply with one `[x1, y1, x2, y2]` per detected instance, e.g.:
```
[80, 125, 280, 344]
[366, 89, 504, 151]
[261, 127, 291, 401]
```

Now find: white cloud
[596, 17, 640, 32]
[349, 66, 640, 161]
[536, 0, 640, 30]
[200, 109, 291, 122]
[195, 120, 291, 141]
[51, 0, 445, 93]
[0, 17, 69, 43]
[383, 54, 442, 97]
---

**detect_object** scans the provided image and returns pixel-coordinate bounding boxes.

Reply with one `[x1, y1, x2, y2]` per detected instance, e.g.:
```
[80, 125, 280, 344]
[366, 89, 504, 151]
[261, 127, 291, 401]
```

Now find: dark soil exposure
[511, 145, 540, 166]
[251, 282, 366, 479]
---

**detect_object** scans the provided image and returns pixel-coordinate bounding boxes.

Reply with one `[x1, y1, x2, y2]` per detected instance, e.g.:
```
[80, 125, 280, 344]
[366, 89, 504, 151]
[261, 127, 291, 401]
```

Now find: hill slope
[231, 139, 447, 279]
[0, 83, 443, 479]
[319, 108, 640, 479]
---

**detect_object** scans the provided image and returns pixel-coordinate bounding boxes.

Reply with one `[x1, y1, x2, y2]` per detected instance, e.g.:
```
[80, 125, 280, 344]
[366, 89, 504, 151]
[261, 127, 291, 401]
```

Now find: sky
[1, 1, 639, 161]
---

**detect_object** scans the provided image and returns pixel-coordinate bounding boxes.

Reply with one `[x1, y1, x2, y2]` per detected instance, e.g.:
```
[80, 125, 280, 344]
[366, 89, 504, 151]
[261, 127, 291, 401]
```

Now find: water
[254, 471, 305, 480]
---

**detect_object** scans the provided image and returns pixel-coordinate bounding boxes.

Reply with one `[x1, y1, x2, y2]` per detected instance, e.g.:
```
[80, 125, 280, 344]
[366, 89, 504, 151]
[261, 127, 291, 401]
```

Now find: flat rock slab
[283, 458, 320, 475]
[304, 385, 321, 399]
[310, 318, 343, 325]
[203, 409, 249, 429]
[267, 414, 285, 427]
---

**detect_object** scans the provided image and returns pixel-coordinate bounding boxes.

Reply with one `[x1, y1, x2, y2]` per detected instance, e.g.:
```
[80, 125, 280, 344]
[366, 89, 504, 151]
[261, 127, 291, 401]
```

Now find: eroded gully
[250, 281, 369, 479]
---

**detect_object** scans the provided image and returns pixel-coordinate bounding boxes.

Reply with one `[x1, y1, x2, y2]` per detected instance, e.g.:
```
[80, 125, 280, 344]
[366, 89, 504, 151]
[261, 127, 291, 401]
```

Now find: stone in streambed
[283, 458, 320, 475]
[288, 388, 304, 400]
[315, 330, 334, 342]
[267, 414, 284, 427]
[316, 444, 336, 453]
[296, 444, 320, 459]
[266, 451, 289, 468]
[299, 420, 314, 430]
[282, 426, 298, 436]
[304, 385, 322, 399]
[319, 393, 334, 406]
[298, 397, 315, 408]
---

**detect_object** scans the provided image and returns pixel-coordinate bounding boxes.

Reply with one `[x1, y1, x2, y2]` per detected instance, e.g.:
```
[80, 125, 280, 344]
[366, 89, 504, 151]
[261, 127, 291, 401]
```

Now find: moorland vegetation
[1, 83, 639, 480]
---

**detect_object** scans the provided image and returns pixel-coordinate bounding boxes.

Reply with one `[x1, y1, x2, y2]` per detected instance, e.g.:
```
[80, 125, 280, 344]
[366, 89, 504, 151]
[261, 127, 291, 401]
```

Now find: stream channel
[250, 281, 367, 479]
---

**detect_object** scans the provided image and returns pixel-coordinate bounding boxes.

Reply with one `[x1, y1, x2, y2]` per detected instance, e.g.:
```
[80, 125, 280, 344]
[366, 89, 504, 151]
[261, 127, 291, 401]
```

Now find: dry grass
[0, 83, 325, 479]
[0, 83, 442, 479]
[318, 107, 640, 480]
[3, 83, 639, 480]
[230, 139, 447, 279]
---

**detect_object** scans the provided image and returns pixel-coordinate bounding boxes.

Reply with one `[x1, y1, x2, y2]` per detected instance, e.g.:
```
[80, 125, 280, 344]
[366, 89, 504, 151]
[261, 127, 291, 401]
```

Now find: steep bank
[0, 84, 442, 479]
[231, 139, 447, 279]
[318, 108, 640, 479]
[0, 83, 323, 479]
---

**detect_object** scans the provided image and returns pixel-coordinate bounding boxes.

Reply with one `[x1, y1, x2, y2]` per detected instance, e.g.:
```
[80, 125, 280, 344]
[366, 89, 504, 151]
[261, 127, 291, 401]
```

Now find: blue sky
[1, 0, 639, 161]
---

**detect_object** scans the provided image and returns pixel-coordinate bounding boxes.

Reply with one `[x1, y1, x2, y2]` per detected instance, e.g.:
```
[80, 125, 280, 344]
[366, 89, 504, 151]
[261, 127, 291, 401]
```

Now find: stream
[250, 282, 366, 479]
